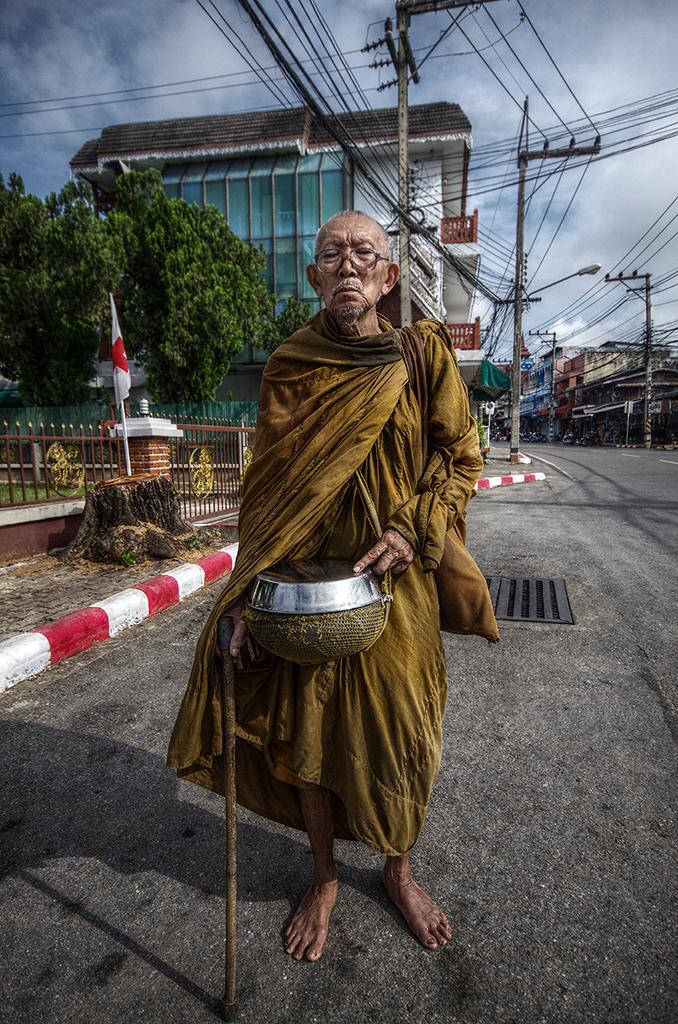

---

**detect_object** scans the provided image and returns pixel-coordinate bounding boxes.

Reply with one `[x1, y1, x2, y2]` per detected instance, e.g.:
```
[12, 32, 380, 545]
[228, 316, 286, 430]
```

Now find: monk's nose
[338, 257, 358, 277]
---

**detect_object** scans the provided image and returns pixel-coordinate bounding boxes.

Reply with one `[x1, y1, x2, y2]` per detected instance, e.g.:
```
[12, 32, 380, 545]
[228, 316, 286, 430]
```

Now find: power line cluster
[3, 0, 677, 360]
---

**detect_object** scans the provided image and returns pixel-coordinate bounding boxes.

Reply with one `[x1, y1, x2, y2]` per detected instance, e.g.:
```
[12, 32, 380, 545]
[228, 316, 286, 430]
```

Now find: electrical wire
[516, 1, 598, 135]
[450, 13, 547, 143]
[526, 155, 594, 287]
[480, 6, 573, 136]
[195, 0, 292, 109]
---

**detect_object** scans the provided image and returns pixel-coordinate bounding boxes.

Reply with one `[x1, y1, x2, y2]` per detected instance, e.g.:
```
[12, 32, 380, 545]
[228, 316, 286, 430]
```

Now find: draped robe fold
[167, 311, 484, 857]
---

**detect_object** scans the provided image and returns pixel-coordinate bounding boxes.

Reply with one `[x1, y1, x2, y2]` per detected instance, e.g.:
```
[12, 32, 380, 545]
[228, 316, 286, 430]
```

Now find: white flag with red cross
[110, 293, 131, 407]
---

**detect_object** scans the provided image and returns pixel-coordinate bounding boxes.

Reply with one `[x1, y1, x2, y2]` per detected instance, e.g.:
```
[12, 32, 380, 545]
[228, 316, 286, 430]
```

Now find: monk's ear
[306, 264, 324, 297]
[380, 261, 400, 295]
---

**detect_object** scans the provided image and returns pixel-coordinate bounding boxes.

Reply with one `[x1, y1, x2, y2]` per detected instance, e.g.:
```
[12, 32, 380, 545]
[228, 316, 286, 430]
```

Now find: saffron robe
[167, 311, 484, 857]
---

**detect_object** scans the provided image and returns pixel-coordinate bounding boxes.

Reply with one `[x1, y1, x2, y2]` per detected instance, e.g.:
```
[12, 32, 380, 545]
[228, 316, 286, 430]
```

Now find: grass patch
[0, 482, 88, 504]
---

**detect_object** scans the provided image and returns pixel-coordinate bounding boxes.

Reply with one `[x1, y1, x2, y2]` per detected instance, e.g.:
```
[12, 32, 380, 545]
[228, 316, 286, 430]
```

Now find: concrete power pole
[605, 271, 653, 447]
[509, 104, 600, 462]
[397, 6, 414, 327]
[387, 0, 504, 327]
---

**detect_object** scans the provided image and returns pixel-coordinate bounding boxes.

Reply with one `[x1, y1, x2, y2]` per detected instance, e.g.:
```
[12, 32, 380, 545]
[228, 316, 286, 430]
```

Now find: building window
[250, 157, 275, 240]
[321, 152, 345, 220]
[226, 158, 252, 240]
[204, 159, 230, 217]
[161, 151, 350, 348]
[181, 162, 208, 207]
[161, 164, 186, 201]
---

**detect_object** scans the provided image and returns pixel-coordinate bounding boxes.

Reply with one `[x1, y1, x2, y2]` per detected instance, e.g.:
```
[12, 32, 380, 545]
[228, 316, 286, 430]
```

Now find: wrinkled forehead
[316, 215, 389, 254]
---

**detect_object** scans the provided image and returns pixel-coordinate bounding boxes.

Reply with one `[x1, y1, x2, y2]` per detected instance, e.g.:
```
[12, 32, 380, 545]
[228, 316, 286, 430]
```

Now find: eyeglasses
[314, 246, 388, 273]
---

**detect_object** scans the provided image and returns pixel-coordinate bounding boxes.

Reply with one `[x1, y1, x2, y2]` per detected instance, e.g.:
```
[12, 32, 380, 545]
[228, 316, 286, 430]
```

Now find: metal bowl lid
[247, 559, 382, 615]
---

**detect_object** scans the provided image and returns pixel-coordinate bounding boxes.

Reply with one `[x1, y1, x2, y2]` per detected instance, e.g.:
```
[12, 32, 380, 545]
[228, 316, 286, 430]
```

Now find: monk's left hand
[353, 528, 415, 577]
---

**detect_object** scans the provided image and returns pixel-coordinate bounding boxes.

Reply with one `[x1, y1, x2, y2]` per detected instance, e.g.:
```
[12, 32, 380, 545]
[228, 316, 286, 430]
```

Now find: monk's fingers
[352, 540, 388, 574]
[373, 532, 416, 576]
[353, 530, 415, 576]
[229, 617, 249, 661]
[389, 552, 414, 576]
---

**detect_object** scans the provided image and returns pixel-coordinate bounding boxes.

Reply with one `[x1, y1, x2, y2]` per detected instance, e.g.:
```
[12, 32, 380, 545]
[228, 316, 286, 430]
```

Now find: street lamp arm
[529, 263, 602, 295]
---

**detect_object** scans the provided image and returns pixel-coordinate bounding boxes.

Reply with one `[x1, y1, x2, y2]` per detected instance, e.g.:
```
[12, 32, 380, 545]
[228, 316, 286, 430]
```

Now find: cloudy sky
[2, 0, 677, 361]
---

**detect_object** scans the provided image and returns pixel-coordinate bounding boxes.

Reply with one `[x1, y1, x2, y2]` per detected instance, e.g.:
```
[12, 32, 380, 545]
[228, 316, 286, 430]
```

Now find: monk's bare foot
[382, 856, 451, 949]
[285, 877, 338, 961]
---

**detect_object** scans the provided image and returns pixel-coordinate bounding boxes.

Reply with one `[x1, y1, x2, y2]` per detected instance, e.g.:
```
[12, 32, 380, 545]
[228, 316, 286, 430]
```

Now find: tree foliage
[107, 169, 278, 403]
[0, 174, 123, 405]
[0, 166, 314, 407]
[255, 294, 312, 353]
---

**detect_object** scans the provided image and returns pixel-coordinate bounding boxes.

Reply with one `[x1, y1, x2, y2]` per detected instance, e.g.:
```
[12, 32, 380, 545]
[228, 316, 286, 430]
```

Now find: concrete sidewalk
[0, 452, 545, 692]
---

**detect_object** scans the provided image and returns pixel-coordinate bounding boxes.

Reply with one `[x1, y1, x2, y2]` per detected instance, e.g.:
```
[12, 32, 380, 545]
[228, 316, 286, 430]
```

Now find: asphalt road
[0, 446, 676, 1024]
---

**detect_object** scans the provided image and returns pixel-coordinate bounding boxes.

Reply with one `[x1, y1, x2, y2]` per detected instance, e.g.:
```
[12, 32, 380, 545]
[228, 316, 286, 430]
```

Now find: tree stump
[62, 474, 197, 564]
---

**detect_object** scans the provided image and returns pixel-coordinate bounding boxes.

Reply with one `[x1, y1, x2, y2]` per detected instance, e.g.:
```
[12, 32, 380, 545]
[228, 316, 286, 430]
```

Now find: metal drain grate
[485, 577, 573, 624]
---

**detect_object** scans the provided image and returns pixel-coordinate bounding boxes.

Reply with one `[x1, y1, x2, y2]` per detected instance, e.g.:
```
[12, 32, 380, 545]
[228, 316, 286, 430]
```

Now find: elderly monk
[167, 210, 497, 962]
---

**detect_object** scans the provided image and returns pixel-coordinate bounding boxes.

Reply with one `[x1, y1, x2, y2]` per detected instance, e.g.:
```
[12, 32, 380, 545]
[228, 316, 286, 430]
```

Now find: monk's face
[306, 214, 399, 334]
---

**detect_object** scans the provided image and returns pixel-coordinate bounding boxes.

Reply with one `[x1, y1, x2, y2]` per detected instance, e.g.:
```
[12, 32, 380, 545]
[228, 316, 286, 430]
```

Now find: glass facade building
[162, 152, 349, 316]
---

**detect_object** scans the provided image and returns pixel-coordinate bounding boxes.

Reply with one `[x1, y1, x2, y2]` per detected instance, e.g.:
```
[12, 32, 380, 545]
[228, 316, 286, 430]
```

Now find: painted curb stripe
[33, 606, 110, 664]
[134, 574, 181, 616]
[0, 633, 51, 693]
[199, 548, 236, 582]
[477, 472, 545, 489]
[91, 589, 151, 637]
[0, 543, 239, 692]
[163, 562, 206, 600]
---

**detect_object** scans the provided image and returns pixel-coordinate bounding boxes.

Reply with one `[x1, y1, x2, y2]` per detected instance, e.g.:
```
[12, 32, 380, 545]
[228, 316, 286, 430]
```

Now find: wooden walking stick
[217, 617, 238, 1021]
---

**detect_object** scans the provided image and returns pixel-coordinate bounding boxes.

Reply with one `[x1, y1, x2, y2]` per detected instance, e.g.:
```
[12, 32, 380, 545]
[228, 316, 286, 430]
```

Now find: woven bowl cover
[245, 600, 387, 665]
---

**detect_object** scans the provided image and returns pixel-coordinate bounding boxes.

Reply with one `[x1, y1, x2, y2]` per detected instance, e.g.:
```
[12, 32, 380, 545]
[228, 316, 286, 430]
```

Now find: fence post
[2, 422, 15, 505]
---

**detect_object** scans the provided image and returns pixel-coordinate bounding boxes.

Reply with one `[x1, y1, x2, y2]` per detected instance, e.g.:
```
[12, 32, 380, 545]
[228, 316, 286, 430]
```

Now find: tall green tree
[0, 174, 123, 405]
[255, 294, 312, 353]
[108, 169, 277, 403]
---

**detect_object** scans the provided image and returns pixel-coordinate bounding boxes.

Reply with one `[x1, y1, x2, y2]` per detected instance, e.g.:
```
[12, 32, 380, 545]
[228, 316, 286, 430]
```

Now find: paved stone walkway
[0, 524, 237, 642]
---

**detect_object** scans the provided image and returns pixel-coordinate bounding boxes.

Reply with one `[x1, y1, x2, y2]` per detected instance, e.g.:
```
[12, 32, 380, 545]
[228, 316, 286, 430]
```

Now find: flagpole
[109, 292, 132, 477]
[119, 400, 132, 476]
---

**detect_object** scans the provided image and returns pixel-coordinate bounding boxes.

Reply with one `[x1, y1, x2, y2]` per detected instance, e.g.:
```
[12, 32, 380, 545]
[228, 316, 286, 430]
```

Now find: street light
[509, 263, 602, 462]
[528, 264, 602, 296]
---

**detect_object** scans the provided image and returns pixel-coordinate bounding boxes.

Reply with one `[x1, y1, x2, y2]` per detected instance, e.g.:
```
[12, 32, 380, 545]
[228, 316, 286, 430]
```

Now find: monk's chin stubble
[333, 302, 368, 326]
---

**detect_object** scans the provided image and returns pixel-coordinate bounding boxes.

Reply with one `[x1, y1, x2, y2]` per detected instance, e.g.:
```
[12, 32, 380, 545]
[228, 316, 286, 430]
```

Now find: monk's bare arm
[353, 528, 415, 577]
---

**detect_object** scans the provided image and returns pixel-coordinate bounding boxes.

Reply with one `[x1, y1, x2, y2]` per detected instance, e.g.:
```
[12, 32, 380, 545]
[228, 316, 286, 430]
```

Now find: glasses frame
[314, 246, 389, 274]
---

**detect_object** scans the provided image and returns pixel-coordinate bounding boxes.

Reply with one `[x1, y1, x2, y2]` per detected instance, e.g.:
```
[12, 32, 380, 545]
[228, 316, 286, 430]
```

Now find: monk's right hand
[217, 593, 249, 664]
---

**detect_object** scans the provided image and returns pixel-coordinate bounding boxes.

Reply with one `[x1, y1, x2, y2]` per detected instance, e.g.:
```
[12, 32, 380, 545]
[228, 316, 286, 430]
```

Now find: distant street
[470, 441, 678, 736]
[0, 445, 676, 1024]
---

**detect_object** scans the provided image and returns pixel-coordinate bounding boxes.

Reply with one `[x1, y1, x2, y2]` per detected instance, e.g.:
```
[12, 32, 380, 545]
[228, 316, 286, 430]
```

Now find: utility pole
[393, 10, 417, 326]
[530, 330, 558, 441]
[381, 0, 504, 326]
[605, 271, 653, 447]
[509, 109, 601, 462]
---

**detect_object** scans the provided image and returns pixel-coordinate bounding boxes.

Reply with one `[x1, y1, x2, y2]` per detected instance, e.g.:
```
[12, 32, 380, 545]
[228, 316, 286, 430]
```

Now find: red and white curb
[0, 543, 239, 694]
[477, 472, 546, 489]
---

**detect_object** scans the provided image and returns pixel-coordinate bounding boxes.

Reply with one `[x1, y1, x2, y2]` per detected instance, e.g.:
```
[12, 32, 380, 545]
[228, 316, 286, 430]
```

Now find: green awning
[472, 360, 512, 401]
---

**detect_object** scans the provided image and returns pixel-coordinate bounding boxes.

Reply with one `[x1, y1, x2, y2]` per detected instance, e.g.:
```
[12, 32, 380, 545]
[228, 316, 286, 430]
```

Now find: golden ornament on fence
[46, 442, 85, 496]
[189, 447, 214, 498]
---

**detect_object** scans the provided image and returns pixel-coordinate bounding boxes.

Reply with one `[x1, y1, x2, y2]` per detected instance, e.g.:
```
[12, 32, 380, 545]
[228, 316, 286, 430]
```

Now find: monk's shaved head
[315, 211, 390, 257]
[306, 210, 399, 336]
